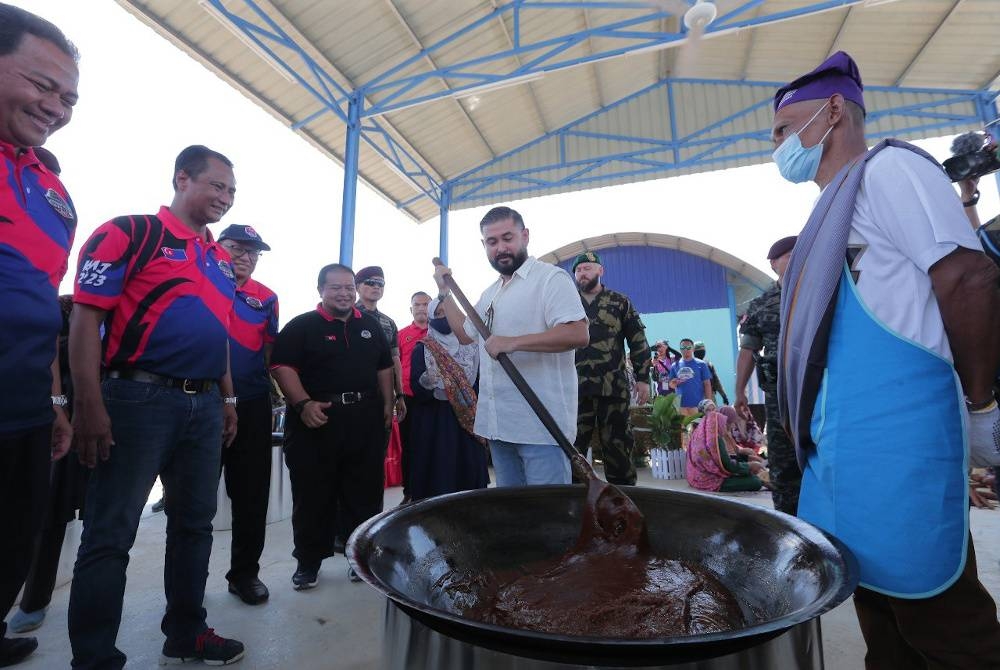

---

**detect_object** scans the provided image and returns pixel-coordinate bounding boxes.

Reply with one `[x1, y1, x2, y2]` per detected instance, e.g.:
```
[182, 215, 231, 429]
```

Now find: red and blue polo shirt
[230, 277, 279, 400]
[74, 206, 236, 380]
[0, 143, 76, 435]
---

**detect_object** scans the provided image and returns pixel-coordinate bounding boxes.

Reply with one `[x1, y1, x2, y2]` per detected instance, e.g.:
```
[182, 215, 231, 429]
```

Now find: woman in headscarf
[406, 298, 489, 501]
[686, 406, 768, 493]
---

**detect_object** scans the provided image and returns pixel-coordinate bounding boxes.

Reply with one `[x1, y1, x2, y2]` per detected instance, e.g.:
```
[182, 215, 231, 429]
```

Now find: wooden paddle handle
[432, 258, 590, 475]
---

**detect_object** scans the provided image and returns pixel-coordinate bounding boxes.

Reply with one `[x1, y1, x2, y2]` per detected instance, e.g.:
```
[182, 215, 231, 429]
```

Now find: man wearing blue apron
[772, 51, 1000, 668]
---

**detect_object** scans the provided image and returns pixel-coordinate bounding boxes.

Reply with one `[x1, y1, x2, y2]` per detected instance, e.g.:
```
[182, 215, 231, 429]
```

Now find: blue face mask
[429, 317, 451, 335]
[772, 102, 832, 184]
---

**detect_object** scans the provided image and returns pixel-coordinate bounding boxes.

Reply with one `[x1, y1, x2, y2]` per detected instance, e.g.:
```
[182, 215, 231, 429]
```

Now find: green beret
[572, 251, 602, 272]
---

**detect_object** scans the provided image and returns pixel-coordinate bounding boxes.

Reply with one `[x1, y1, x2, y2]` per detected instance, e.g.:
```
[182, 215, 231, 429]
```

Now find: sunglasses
[362, 279, 385, 288]
[679, 345, 693, 350]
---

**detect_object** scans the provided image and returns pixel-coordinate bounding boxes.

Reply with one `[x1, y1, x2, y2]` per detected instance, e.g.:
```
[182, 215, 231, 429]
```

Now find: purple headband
[774, 51, 865, 113]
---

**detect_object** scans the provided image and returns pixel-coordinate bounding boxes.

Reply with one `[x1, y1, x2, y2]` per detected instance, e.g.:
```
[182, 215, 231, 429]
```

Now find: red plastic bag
[384, 419, 403, 488]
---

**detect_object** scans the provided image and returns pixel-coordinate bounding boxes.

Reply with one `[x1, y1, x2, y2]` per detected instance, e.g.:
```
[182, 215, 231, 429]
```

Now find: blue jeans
[488, 440, 570, 487]
[69, 379, 223, 669]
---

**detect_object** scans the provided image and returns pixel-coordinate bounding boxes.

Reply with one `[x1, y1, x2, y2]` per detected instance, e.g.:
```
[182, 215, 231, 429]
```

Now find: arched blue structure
[542, 233, 771, 397]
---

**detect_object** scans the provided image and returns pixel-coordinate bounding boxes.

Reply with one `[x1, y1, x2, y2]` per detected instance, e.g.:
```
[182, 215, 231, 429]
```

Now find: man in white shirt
[773, 51, 1000, 667]
[433, 206, 589, 486]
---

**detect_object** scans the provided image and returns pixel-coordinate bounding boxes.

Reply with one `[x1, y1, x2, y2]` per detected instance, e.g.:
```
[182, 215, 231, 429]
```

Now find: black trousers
[220, 395, 273, 582]
[854, 536, 1000, 669]
[284, 400, 385, 567]
[0, 424, 51, 639]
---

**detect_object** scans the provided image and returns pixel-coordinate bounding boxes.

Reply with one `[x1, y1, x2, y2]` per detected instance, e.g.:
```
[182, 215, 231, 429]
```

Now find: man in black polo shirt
[271, 264, 393, 589]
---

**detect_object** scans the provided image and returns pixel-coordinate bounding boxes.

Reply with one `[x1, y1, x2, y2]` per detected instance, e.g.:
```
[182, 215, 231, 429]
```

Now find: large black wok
[347, 485, 858, 667]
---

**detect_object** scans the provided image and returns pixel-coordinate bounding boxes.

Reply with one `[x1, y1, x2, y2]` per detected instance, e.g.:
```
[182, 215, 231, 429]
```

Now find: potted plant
[649, 394, 699, 450]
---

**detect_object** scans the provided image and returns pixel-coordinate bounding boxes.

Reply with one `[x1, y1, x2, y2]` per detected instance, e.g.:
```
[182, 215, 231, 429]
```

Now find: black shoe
[151, 497, 166, 513]
[0, 637, 38, 667]
[332, 536, 345, 555]
[292, 563, 319, 590]
[161, 628, 244, 666]
[228, 577, 269, 605]
[347, 566, 362, 583]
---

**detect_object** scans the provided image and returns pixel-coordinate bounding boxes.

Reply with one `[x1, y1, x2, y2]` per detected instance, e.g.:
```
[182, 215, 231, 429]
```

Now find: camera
[943, 131, 1000, 182]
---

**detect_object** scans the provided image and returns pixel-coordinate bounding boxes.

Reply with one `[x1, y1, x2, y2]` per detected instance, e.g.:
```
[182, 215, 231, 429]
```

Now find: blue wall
[557, 245, 741, 404]
[557, 245, 728, 313]
[641, 308, 737, 402]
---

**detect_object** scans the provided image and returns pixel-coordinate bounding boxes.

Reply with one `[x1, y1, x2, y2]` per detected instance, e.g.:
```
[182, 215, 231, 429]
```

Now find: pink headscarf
[685, 412, 730, 492]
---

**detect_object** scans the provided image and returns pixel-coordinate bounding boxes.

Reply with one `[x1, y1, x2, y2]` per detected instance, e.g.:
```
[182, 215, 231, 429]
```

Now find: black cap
[218, 224, 271, 251]
[767, 235, 797, 260]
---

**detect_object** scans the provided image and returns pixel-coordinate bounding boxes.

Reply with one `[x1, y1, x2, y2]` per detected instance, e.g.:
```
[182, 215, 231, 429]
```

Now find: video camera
[943, 130, 1000, 182]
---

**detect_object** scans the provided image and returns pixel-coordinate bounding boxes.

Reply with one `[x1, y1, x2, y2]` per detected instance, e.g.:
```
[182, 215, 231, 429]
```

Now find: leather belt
[106, 368, 216, 394]
[326, 391, 377, 405]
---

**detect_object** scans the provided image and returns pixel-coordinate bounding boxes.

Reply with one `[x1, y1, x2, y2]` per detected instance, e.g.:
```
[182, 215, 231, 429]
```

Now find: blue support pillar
[438, 184, 451, 264]
[339, 94, 362, 266]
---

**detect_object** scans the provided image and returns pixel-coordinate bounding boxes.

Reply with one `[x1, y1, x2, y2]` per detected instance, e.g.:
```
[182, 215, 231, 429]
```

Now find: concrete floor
[9, 467, 1000, 669]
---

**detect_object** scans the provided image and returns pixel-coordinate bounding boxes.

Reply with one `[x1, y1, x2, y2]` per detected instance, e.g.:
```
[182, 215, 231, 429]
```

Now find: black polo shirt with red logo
[270, 305, 392, 398]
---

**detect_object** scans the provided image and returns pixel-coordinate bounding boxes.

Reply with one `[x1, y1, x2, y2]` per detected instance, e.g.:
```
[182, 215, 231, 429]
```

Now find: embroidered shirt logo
[325, 334, 337, 341]
[44, 188, 74, 220]
[244, 295, 263, 309]
[218, 259, 235, 280]
[361, 329, 373, 339]
[161, 247, 188, 261]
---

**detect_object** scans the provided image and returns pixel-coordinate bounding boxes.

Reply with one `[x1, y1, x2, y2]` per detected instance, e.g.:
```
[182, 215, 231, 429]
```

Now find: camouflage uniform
[575, 288, 651, 485]
[739, 282, 800, 515]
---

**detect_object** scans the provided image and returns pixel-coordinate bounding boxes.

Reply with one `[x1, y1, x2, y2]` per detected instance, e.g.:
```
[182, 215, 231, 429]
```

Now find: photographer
[947, 131, 999, 230]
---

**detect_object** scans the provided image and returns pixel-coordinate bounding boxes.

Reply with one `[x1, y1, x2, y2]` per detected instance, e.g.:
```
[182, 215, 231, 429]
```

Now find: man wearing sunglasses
[355, 266, 406, 422]
[665, 338, 712, 417]
[217, 224, 279, 606]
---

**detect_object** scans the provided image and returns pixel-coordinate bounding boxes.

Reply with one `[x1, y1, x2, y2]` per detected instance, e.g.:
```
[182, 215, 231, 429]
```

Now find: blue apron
[799, 267, 968, 598]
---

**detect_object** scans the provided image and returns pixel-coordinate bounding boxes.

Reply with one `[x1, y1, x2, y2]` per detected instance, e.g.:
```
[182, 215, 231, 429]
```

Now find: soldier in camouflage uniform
[735, 236, 799, 515]
[573, 252, 651, 485]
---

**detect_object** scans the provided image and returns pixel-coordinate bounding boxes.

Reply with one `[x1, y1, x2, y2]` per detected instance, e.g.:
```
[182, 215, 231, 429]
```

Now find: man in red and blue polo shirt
[0, 7, 79, 666]
[68, 145, 245, 668]
[216, 224, 279, 606]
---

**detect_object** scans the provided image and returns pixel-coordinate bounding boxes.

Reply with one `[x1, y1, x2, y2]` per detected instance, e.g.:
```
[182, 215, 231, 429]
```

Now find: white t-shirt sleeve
[542, 268, 587, 328]
[863, 149, 981, 273]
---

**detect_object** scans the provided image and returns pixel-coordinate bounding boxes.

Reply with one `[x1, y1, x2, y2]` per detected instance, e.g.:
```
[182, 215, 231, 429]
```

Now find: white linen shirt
[464, 256, 586, 444]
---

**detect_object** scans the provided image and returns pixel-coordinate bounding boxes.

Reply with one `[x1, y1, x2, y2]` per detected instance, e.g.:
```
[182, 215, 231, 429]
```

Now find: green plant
[649, 395, 699, 450]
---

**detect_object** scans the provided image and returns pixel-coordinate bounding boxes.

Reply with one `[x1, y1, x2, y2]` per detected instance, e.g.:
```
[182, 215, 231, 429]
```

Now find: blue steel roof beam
[360, 125, 442, 206]
[362, 4, 686, 116]
[383, 0, 498, 160]
[227, 0, 444, 211]
[210, 0, 351, 124]
[452, 148, 780, 203]
[369, 1, 876, 119]
[712, 0, 766, 28]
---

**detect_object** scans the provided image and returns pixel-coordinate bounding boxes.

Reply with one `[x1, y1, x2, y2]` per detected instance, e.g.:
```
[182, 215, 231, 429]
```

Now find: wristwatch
[223, 396, 238, 406]
[51, 394, 68, 407]
[293, 398, 312, 414]
[395, 392, 405, 401]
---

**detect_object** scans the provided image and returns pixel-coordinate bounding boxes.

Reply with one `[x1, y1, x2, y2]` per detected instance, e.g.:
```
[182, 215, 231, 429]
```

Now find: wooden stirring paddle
[432, 258, 647, 550]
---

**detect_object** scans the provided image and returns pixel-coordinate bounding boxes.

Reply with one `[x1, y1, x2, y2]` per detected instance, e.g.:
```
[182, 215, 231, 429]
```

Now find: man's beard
[576, 276, 599, 293]
[489, 247, 528, 275]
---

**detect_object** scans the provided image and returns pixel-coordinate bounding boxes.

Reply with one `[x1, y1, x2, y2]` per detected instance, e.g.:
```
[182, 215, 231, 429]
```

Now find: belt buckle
[181, 379, 200, 395]
[341, 391, 359, 405]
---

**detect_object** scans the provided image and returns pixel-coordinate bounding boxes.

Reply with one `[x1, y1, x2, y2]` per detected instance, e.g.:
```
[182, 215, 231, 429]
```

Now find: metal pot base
[384, 602, 825, 669]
